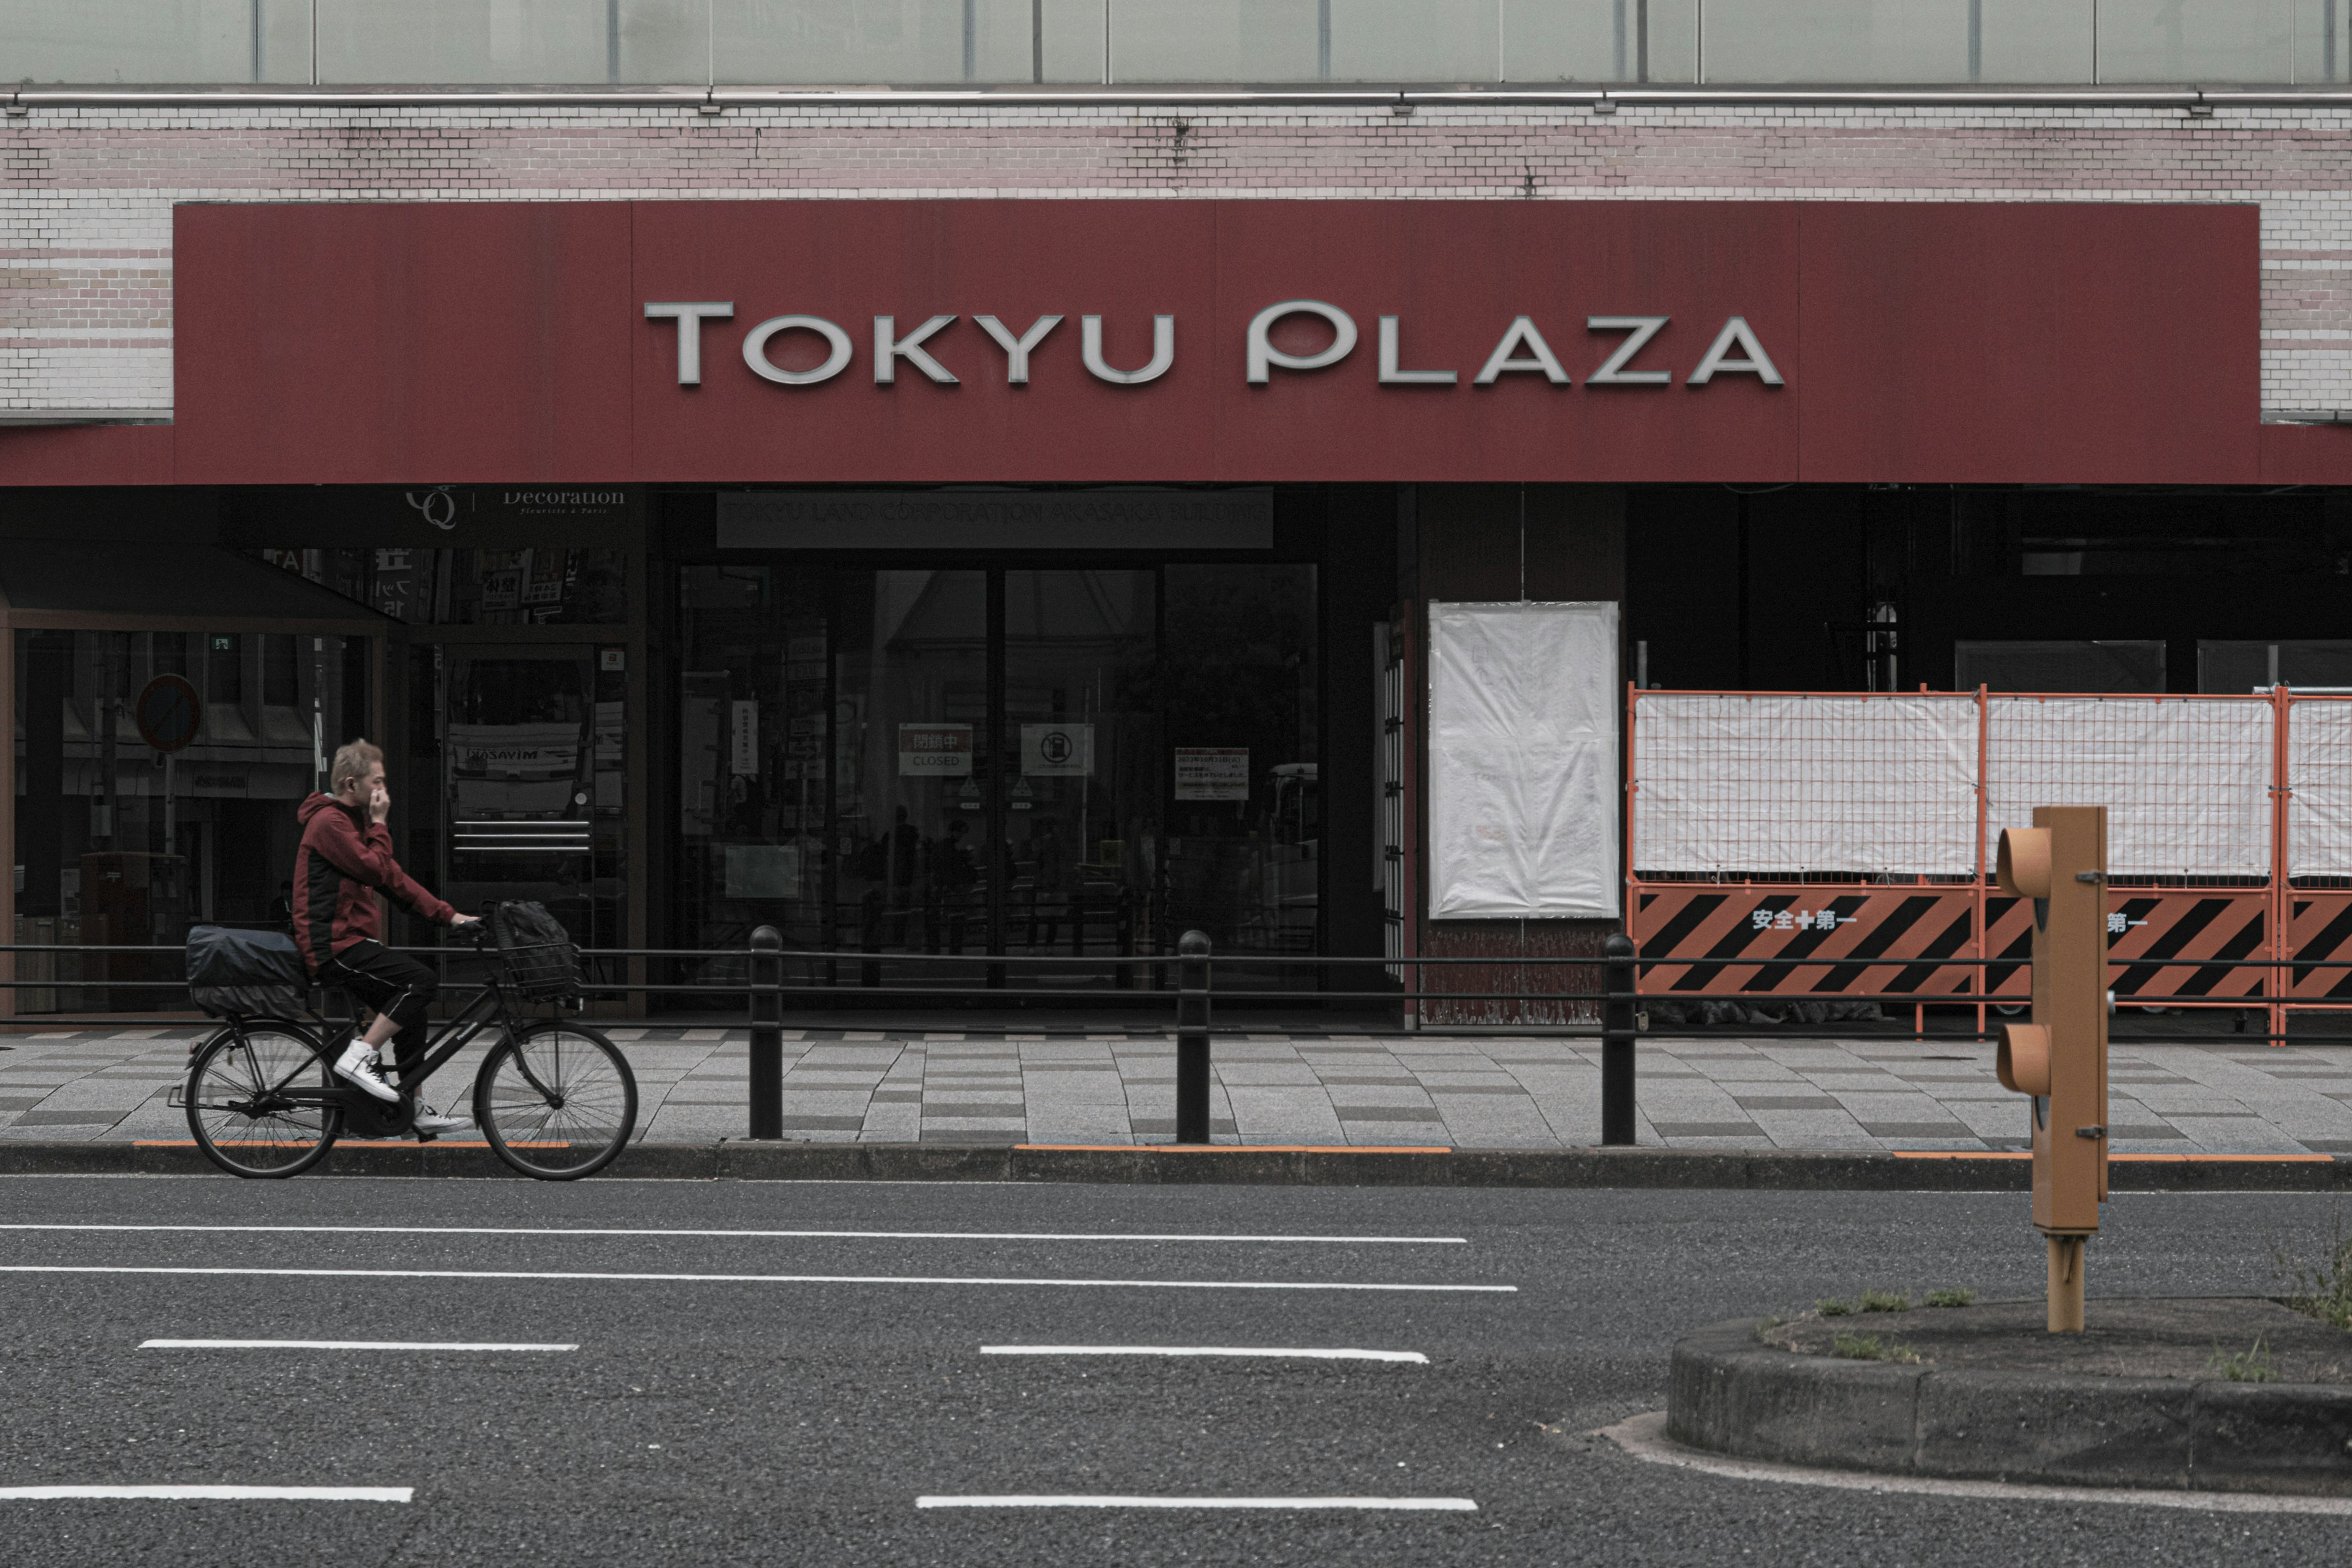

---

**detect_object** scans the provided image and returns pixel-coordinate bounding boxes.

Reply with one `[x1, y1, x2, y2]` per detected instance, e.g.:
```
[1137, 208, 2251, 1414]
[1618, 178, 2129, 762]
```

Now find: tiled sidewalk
[4, 1026, 2351, 1153]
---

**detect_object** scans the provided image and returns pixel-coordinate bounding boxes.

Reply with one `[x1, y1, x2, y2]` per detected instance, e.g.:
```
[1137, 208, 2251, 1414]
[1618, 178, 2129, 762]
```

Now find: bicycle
[176, 912, 637, 1182]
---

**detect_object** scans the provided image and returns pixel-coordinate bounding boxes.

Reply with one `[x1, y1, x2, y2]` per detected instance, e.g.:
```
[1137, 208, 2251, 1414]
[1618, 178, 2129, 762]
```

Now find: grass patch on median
[1858, 1289, 1910, 1313]
[1924, 1287, 1976, 1309]
[2279, 1213, 2352, 1332]
[1830, 1332, 1922, 1365]
[2209, 1336, 2282, 1383]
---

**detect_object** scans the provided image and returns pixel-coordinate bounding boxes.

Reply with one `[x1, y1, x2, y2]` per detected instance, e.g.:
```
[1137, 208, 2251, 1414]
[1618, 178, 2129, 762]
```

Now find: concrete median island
[1668, 1298, 2352, 1496]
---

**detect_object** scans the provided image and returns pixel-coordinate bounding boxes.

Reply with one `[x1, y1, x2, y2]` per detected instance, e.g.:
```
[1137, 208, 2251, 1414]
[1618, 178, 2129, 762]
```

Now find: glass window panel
[1001, 570, 1158, 971]
[314, 0, 614, 85]
[1954, 639, 2167, 693]
[835, 570, 990, 973]
[1499, 0, 1624, 83]
[673, 565, 829, 963]
[2199, 640, 2352, 693]
[1039, 0, 1106, 80]
[1112, 0, 1318, 83]
[2095, 0, 2290, 83]
[1161, 564, 1318, 968]
[614, 0, 710, 83]
[249, 546, 627, 626]
[717, 0, 1034, 85]
[439, 646, 625, 948]
[1700, 0, 1973, 84]
[13, 627, 364, 1013]
[2296, 0, 2351, 83]
[1639, 0, 1698, 83]
[1326, 0, 1494, 82]
[1980, 0, 2092, 83]
[0, 0, 291, 85]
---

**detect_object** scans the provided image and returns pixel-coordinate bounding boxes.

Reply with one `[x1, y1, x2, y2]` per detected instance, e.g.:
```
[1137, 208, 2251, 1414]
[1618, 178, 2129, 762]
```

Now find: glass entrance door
[437, 646, 625, 946]
[1002, 570, 1158, 974]
[835, 571, 992, 973]
[671, 556, 1319, 997]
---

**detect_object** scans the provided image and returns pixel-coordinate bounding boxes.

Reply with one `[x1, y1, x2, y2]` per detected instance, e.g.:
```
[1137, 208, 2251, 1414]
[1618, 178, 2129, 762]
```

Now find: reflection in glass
[837, 571, 990, 974]
[437, 647, 625, 950]
[13, 628, 363, 1011]
[251, 547, 627, 627]
[1003, 570, 1158, 971]
[670, 557, 1324, 1000]
[1163, 564, 1319, 968]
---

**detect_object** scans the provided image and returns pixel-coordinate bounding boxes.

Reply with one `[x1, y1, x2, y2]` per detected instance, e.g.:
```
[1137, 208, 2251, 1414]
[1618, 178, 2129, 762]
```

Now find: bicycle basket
[491, 900, 581, 1002]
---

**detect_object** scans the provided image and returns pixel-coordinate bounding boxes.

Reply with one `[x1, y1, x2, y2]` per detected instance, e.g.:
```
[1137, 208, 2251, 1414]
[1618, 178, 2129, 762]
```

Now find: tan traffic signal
[1994, 806, 2108, 1333]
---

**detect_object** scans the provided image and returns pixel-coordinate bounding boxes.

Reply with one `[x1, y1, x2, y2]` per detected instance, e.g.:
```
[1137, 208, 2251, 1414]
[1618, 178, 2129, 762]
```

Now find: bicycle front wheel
[185, 1021, 342, 1178]
[473, 1022, 637, 1180]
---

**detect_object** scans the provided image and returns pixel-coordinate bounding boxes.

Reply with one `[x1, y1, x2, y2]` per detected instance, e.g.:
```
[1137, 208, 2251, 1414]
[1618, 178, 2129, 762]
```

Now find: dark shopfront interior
[6, 480, 2351, 1019]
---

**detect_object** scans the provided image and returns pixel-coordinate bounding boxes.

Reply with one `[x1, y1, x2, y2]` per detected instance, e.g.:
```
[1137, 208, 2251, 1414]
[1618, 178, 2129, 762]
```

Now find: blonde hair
[330, 739, 385, 791]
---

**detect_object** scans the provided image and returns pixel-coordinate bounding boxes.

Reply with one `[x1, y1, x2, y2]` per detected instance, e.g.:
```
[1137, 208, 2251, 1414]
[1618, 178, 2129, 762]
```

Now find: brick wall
[5, 100, 2348, 417]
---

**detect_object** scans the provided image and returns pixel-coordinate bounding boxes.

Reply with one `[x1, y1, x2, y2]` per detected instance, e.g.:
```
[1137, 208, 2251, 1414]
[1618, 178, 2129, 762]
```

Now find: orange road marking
[1017, 1145, 1450, 1155]
[1891, 1150, 2334, 1163]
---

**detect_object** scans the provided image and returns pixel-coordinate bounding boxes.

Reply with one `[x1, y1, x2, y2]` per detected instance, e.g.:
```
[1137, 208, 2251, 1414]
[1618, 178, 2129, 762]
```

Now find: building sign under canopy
[169, 198, 2260, 488]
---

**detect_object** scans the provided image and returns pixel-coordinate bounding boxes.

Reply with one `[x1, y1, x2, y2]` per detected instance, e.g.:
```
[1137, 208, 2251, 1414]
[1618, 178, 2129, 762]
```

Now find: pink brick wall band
[5, 101, 2348, 418]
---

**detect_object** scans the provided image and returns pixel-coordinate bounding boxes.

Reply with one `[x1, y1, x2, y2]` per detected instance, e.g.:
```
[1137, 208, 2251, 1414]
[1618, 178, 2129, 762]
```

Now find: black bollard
[1601, 932, 1637, 1147]
[1175, 929, 1212, 1144]
[748, 924, 783, 1140]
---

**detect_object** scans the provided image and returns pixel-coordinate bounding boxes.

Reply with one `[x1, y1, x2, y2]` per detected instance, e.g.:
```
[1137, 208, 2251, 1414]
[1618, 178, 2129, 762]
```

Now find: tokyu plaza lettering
[643, 302, 1782, 392]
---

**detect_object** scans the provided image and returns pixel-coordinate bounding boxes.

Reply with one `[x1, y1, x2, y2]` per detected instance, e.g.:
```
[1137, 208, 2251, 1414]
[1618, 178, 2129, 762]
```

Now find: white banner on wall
[1427, 600, 1620, 919]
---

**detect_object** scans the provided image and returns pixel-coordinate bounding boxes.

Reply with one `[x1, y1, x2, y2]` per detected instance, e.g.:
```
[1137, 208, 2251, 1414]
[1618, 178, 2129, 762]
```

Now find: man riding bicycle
[295, 741, 480, 1134]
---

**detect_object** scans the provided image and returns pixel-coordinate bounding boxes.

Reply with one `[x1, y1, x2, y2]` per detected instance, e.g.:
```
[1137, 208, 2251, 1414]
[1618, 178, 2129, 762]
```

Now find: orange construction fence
[1625, 687, 2352, 1039]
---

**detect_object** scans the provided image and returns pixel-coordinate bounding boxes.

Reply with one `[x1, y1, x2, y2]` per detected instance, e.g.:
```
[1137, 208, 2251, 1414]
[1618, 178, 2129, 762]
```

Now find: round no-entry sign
[135, 674, 203, 753]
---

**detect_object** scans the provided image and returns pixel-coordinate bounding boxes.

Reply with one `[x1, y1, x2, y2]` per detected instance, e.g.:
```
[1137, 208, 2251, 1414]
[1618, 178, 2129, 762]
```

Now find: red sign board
[50, 199, 2281, 486]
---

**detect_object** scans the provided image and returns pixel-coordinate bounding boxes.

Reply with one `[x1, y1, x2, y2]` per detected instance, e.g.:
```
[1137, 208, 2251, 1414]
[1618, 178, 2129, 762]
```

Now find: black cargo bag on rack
[492, 900, 581, 1002]
[184, 925, 310, 1019]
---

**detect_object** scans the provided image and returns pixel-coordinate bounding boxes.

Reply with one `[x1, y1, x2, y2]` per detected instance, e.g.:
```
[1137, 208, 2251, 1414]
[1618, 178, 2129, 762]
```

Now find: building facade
[7, 7, 2352, 1017]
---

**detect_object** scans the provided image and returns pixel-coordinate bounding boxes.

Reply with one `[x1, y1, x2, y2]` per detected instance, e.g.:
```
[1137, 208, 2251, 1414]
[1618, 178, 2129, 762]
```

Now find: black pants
[318, 940, 439, 1078]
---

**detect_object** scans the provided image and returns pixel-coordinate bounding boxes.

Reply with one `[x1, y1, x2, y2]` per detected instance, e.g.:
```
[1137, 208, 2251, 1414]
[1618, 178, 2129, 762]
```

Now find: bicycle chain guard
[338, 1089, 415, 1141]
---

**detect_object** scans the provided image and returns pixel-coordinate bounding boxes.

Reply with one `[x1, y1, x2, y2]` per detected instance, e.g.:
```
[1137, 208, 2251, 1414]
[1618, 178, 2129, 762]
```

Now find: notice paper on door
[1174, 747, 1249, 801]
[899, 722, 974, 777]
[1020, 723, 1093, 777]
[730, 700, 759, 777]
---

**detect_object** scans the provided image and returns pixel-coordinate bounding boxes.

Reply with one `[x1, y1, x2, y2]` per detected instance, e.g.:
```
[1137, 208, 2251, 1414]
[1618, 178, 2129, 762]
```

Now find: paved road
[8, 1025, 2352, 1153]
[0, 1174, 2345, 1563]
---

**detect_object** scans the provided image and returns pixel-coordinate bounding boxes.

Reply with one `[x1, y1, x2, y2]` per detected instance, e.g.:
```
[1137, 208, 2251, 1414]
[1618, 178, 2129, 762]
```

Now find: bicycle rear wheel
[473, 1022, 637, 1180]
[186, 1021, 343, 1178]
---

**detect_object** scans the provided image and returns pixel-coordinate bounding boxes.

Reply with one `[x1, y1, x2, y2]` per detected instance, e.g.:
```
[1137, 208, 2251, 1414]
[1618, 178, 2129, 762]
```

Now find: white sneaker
[333, 1042, 400, 1103]
[413, 1103, 471, 1133]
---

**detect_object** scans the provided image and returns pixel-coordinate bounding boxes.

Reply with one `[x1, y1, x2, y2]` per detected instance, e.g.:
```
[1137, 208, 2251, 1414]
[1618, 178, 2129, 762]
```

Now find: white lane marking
[916, 1495, 1476, 1512]
[1, 1265, 1510, 1294]
[0, 1485, 411, 1502]
[981, 1345, 1428, 1363]
[1600, 1413, 2352, 1517]
[140, 1340, 576, 1352]
[0, 1224, 1465, 1245]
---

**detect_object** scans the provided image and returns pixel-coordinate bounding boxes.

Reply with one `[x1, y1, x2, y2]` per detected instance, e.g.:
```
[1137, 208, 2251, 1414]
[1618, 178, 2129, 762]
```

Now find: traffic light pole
[1994, 805, 2108, 1333]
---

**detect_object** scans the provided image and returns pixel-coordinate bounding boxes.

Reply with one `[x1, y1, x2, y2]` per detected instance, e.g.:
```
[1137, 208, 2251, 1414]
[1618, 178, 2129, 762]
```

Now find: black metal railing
[2, 934, 2345, 1152]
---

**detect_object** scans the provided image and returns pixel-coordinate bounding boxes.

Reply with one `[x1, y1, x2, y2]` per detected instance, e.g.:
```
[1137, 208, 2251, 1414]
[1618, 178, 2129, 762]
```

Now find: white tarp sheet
[1986, 696, 2272, 878]
[1427, 601, 1619, 918]
[1633, 695, 1978, 876]
[2286, 698, 2352, 879]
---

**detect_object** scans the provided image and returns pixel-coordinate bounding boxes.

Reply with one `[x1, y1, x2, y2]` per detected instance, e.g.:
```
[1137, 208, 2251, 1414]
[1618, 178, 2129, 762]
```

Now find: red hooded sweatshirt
[290, 792, 457, 975]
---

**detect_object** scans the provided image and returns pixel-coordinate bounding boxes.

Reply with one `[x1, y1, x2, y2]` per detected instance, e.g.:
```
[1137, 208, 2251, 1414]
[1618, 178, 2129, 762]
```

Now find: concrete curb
[1, 1141, 2346, 1187]
[1668, 1316, 2352, 1495]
